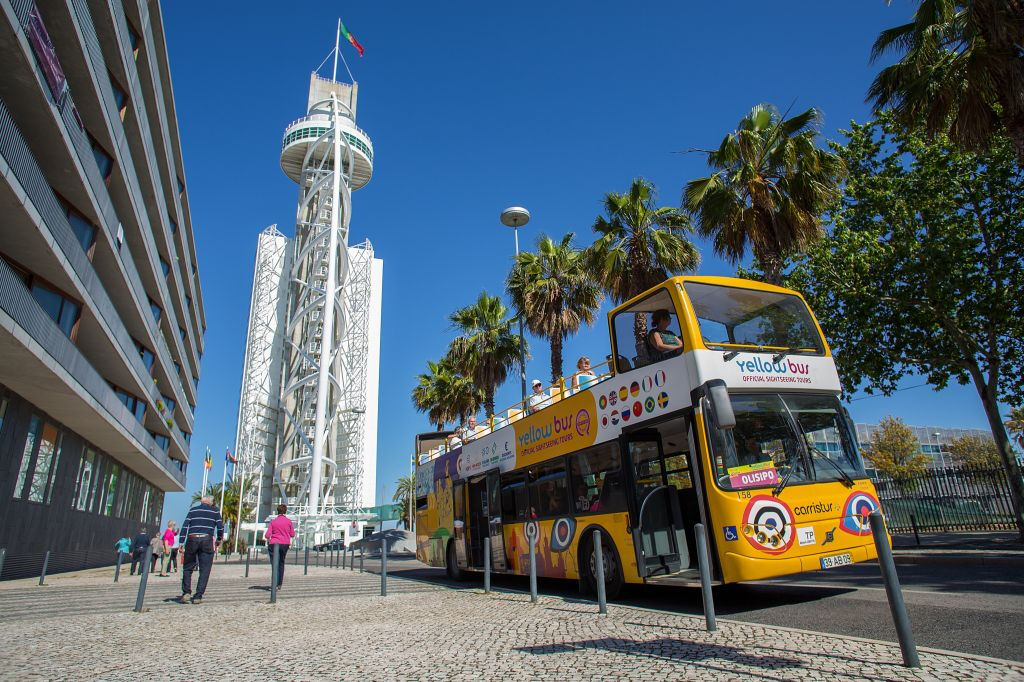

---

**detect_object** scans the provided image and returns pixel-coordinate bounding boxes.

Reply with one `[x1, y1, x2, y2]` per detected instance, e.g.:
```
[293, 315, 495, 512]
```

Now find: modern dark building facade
[0, 0, 203, 578]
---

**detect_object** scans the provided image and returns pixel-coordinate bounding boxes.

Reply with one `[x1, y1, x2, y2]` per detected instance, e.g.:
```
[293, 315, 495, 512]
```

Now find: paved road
[377, 557, 1024, 662]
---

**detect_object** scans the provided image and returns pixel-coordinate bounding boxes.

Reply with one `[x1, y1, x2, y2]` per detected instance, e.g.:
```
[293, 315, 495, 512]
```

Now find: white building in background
[234, 73, 381, 544]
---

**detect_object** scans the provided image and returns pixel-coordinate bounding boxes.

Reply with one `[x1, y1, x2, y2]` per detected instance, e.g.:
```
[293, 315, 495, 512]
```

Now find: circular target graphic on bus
[524, 520, 540, 547]
[840, 491, 879, 536]
[742, 496, 795, 554]
[550, 517, 576, 552]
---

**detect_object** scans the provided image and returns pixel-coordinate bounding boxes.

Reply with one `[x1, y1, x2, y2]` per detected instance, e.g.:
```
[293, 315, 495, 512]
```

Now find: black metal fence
[874, 464, 1018, 533]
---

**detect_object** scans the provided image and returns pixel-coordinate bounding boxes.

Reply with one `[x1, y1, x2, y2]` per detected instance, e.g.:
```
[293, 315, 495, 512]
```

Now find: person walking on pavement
[130, 528, 150, 575]
[114, 534, 131, 564]
[161, 521, 177, 576]
[150, 533, 165, 576]
[265, 504, 295, 590]
[176, 495, 224, 604]
[165, 522, 179, 574]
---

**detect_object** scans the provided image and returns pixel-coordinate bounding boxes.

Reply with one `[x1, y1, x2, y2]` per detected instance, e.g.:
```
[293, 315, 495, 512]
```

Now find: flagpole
[200, 446, 210, 497]
[218, 451, 227, 512]
[332, 18, 340, 82]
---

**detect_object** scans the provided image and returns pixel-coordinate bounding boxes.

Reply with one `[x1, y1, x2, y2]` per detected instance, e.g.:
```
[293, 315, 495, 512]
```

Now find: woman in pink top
[161, 522, 177, 576]
[265, 504, 295, 588]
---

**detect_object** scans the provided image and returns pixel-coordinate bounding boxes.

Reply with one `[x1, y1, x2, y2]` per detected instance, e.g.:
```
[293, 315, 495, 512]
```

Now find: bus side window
[529, 461, 569, 518]
[501, 474, 529, 522]
[570, 443, 626, 515]
[610, 287, 684, 372]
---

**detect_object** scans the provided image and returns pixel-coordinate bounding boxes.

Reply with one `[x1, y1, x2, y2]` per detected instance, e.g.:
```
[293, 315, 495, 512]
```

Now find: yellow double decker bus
[413, 276, 883, 597]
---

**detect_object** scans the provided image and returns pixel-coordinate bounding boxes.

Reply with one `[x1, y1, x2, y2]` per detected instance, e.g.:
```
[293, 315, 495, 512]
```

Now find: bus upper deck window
[611, 288, 683, 372]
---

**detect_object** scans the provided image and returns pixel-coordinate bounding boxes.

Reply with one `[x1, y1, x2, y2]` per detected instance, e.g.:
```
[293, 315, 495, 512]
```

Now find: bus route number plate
[820, 553, 852, 570]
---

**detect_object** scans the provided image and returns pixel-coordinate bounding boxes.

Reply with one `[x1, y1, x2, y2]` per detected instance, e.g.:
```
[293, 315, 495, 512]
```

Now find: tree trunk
[485, 388, 495, 420]
[633, 312, 648, 361]
[550, 336, 563, 385]
[970, 369, 1024, 541]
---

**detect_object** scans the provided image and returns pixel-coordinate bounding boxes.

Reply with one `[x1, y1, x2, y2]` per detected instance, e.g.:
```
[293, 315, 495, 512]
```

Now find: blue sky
[159, 1, 996, 524]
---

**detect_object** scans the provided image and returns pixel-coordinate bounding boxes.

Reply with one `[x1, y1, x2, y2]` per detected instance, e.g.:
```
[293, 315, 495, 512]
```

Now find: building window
[180, 429, 191, 445]
[133, 338, 155, 373]
[102, 462, 121, 516]
[148, 297, 162, 323]
[177, 177, 185, 197]
[192, 375, 199, 389]
[185, 294, 193, 311]
[149, 431, 169, 451]
[169, 217, 178, 235]
[108, 73, 128, 120]
[26, 6, 67, 104]
[178, 326, 186, 342]
[30, 280, 80, 339]
[0, 397, 7, 436]
[127, 22, 140, 59]
[160, 394, 176, 414]
[88, 134, 114, 181]
[58, 200, 98, 255]
[12, 416, 62, 504]
[173, 360, 182, 376]
[159, 257, 170, 277]
[111, 385, 146, 423]
[73, 448, 96, 511]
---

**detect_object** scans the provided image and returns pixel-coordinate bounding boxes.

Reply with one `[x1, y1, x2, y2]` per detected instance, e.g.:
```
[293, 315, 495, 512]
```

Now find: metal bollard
[245, 549, 251, 578]
[529, 538, 538, 603]
[134, 545, 151, 612]
[484, 536, 491, 593]
[39, 550, 50, 586]
[270, 544, 279, 604]
[910, 514, 921, 546]
[342, 546, 347, 569]
[114, 551, 124, 583]
[349, 547, 354, 571]
[592, 530, 607, 614]
[380, 539, 388, 596]
[694, 523, 717, 632]
[869, 511, 920, 668]
[294, 545, 298, 566]
[0, 547, 6, 581]
[359, 548, 364, 573]
[304, 547, 309, 576]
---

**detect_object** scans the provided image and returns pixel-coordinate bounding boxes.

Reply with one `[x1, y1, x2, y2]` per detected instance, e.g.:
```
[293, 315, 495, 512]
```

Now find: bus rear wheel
[445, 540, 465, 581]
[581, 529, 623, 600]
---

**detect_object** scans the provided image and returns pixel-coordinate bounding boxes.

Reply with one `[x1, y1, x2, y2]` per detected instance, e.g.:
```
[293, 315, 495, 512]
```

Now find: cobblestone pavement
[0, 561, 1021, 681]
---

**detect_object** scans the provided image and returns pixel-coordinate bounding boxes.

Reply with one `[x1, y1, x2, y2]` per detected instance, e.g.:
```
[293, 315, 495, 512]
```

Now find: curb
[893, 552, 1024, 567]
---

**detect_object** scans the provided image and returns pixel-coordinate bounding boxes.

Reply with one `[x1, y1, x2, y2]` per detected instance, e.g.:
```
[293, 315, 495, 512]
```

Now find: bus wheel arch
[578, 524, 624, 600]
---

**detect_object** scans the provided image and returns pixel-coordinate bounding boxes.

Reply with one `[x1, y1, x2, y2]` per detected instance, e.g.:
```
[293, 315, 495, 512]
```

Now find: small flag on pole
[340, 20, 364, 57]
[226, 449, 237, 464]
[204, 452, 213, 470]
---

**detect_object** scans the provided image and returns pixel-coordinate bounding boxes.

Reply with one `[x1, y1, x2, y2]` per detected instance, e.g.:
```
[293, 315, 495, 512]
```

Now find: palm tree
[683, 104, 845, 286]
[393, 475, 414, 530]
[411, 359, 482, 430]
[191, 475, 254, 548]
[868, 0, 1024, 162]
[1006, 407, 1024, 451]
[507, 233, 602, 383]
[448, 292, 526, 417]
[588, 177, 699, 347]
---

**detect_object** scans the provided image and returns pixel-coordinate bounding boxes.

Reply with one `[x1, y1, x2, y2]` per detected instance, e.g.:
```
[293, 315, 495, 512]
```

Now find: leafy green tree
[684, 104, 845, 285]
[863, 417, 930, 482]
[448, 292, 527, 417]
[786, 113, 1024, 538]
[868, 0, 1024, 162]
[948, 434, 1001, 466]
[411, 359, 482, 430]
[393, 475, 415, 530]
[507, 233, 602, 383]
[588, 177, 699, 346]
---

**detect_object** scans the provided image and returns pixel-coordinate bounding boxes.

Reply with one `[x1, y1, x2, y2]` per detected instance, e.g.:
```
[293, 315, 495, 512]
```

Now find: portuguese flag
[340, 20, 364, 57]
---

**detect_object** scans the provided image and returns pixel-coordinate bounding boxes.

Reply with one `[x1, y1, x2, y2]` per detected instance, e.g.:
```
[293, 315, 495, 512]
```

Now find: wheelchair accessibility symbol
[723, 525, 739, 542]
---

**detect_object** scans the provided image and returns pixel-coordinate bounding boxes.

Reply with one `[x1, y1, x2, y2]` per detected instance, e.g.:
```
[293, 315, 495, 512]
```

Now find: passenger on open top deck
[526, 379, 548, 414]
[648, 309, 683, 360]
[570, 356, 598, 392]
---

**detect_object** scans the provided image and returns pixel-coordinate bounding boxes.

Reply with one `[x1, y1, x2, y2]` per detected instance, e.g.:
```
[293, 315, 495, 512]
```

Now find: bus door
[453, 480, 468, 569]
[623, 430, 687, 578]
[486, 469, 507, 570]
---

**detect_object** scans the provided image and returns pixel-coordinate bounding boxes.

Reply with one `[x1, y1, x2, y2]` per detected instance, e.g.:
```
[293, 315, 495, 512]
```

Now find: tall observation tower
[234, 66, 382, 544]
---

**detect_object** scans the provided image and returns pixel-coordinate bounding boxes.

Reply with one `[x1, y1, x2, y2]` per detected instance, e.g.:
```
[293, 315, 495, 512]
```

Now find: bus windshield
[683, 281, 824, 354]
[708, 393, 866, 491]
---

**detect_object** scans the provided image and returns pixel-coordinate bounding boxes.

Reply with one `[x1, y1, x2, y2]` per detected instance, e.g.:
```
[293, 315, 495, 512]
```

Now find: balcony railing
[0, 256, 185, 488]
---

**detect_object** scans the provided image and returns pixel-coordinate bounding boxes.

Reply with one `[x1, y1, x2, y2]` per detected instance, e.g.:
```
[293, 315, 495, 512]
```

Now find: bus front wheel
[581, 529, 623, 600]
[445, 540, 465, 581]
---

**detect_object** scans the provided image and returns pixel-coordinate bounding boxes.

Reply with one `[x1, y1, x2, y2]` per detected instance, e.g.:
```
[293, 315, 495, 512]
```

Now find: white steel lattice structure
[233, 225, 290, 517]
[276, 75, 376, 522]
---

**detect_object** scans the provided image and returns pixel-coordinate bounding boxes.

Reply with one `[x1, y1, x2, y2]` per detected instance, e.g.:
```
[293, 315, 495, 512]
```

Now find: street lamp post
[501, 206, 530, 403]
[932, 432, 946, 470]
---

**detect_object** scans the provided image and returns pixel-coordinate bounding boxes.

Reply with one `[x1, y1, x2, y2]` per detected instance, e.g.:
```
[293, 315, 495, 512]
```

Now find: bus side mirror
[708, 381, 735, 430]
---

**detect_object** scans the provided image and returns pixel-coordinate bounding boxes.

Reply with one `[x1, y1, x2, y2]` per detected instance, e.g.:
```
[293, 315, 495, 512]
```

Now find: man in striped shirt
[176, 495, 224, 604]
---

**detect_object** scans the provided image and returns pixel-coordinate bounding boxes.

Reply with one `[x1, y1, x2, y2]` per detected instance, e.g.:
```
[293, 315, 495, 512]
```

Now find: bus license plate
[820, 553, 852, 570]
